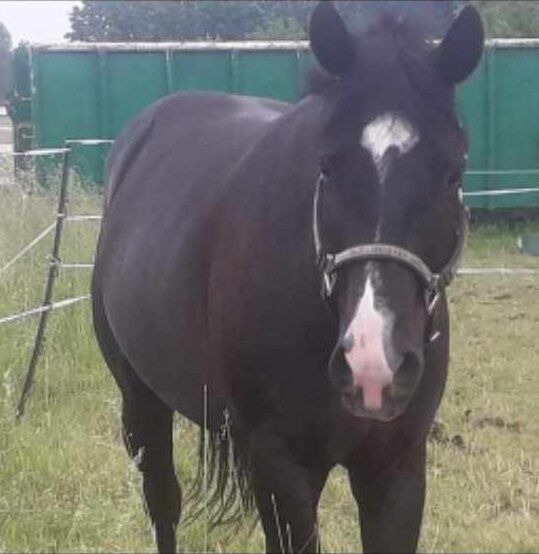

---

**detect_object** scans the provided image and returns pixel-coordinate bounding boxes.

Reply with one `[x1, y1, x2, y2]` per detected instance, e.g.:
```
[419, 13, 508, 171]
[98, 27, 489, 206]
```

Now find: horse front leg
[250, 431, 328, 553]
[347, 440, 427, 554]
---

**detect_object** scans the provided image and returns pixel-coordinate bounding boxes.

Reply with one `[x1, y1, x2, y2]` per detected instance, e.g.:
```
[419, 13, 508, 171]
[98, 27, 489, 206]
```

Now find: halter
[312, 172, 468, 320]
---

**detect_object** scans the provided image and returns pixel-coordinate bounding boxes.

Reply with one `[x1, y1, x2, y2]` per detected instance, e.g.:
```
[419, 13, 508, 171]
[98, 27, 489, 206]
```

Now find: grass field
[0, 186, 538, 553]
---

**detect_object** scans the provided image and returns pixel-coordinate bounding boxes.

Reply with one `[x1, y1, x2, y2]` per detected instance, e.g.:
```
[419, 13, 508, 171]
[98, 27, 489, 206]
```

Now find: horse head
[309, 2, 484, 421]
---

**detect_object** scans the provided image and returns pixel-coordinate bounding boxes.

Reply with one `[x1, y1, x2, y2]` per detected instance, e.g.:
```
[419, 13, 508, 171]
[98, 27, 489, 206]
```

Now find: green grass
[0, 187, 538, 553]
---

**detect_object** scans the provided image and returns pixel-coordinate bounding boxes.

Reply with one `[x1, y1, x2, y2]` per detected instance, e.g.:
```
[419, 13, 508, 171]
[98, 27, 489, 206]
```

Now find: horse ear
[310, 1, 355, 76]
[437, 5, 484, 85]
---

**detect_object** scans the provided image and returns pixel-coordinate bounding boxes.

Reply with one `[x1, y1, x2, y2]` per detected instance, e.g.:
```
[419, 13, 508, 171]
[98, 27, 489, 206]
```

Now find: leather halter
[312, 173, 468, 317]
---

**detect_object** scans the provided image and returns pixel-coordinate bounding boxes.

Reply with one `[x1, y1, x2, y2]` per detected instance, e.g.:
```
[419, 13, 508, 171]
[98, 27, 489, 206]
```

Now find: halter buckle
[320, 255, 337, 298]
[322, 272, 337, 298]
[425, 276, 441, 316]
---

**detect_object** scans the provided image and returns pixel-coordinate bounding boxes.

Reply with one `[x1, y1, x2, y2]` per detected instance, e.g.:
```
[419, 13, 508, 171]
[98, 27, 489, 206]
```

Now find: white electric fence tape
[0, 295, 91, 327]
[0, 222, 56, 278]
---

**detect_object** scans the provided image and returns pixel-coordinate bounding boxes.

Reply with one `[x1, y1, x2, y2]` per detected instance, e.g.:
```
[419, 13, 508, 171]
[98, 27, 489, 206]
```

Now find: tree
[248, 17, 308, 41]
[67, 1, 277, 42]
[67, 1, 453, 43]
[0, 21, 12, 103]
[469, 1, 539, 38]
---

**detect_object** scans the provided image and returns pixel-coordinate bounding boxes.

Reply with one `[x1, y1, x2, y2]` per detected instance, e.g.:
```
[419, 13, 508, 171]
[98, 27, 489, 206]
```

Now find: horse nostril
[394, 351, 422, 392]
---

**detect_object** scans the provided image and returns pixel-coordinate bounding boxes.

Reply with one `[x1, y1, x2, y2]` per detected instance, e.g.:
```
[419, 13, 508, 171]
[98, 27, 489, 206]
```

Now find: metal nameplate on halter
[322, 271, 337, 298]
[425, 289, 441, 316]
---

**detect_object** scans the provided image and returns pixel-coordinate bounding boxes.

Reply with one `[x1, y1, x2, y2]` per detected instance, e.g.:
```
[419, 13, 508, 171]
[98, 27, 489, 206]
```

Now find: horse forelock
[307, 12, 459, 137]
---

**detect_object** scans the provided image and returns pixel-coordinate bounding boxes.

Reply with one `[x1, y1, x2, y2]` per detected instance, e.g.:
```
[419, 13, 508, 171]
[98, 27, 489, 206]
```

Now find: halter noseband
[312, 172, 468, 318]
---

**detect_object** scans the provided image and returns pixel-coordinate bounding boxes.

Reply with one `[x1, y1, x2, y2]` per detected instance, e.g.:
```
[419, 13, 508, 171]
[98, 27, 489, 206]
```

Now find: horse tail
[183, 410, 256, 530]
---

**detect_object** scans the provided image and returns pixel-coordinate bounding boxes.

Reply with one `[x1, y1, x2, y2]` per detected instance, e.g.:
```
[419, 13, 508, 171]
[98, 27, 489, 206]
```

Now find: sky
[0, 1, 80, 45]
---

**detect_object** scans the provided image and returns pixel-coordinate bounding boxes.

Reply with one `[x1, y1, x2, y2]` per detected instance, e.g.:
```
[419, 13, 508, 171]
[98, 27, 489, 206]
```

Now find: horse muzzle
[329, 339, 424, 422]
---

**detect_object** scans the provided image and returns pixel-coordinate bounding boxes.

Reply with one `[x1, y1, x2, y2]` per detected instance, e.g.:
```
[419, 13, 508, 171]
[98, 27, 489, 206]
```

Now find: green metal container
[8, 39, 539, 209]
[11, 41, 314, 186]
[458, 40, 539, 210]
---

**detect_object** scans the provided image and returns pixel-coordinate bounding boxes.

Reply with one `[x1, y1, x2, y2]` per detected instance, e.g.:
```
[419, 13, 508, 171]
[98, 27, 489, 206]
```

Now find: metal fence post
[16, 144, 72, 420]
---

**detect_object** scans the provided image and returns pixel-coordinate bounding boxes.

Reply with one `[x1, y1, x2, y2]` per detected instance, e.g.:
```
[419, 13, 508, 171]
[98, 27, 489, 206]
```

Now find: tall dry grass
[0, 185, 538, 552]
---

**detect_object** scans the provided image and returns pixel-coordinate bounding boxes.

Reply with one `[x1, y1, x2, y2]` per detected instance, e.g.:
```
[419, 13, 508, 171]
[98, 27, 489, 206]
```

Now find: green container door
[235, 51, 300, 101]
[457, 51, 489, 209]
[106, 53, 169, 137]
[171, 49, 302, 101]
[488, 46, 539, 209]
[19, 44, 314, 186]
[458, 44, 539, 209]
[31, 51, 103, 186]
[10, 40, 539, 207]
[33, 51, 100, 146]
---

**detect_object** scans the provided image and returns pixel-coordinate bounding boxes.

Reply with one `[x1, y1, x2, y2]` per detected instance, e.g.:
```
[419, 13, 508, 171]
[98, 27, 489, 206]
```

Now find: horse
[92, 2, 484, 552]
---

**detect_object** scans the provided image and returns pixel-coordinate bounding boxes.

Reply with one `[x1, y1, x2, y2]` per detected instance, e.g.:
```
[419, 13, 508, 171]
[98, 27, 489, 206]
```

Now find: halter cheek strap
[312, 173, 468, 319]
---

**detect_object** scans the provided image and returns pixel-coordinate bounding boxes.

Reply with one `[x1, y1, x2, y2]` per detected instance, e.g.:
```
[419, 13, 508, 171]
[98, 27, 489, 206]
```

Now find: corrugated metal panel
[9, 40, 539, 208]
[487, 45, 539, 209]
[14, 43, 313, 186]
[106, 52, 168, 136]
[171, 51, 231, 93]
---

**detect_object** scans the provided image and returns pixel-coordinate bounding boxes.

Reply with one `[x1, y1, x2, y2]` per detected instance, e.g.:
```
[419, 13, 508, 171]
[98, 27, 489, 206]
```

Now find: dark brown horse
[92, 3, 484, 552]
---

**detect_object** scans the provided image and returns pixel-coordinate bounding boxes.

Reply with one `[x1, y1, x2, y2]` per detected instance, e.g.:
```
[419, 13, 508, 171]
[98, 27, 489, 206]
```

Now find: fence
[0, 141, 538, 419]
[0, 140, 111, 418]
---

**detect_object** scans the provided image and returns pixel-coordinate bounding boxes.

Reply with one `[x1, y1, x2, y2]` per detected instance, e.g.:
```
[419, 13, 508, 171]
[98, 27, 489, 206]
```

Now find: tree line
[65, 1, 539, 42]
[2, 1, 539, 104]
[65, 1, 453, 42]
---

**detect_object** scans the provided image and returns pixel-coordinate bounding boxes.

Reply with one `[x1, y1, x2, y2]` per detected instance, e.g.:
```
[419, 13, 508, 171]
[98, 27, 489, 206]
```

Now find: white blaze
[341, 113, 418, 410]
[344, 267, 395, 411]
[361, 112, 418, 182]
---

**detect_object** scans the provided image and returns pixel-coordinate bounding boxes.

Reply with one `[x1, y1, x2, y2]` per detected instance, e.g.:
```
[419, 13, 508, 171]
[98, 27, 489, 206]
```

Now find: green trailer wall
[458, 41, 539, 210]
[10, 40, 539, 209]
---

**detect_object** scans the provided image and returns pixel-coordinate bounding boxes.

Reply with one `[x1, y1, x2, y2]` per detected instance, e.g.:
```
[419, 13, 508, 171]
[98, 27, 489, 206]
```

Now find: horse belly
[96, 214, 227, 428]
[95, 92, 289, 428]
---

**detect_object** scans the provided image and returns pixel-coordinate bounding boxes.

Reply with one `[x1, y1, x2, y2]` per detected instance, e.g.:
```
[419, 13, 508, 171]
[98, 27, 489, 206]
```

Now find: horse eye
[445, 171, 462, 189]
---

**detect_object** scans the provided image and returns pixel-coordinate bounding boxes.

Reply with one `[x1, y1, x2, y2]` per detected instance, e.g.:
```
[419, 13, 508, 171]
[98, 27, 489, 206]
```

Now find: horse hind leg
[121, 374, 181, 553]
[92, 289, 181, 552]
